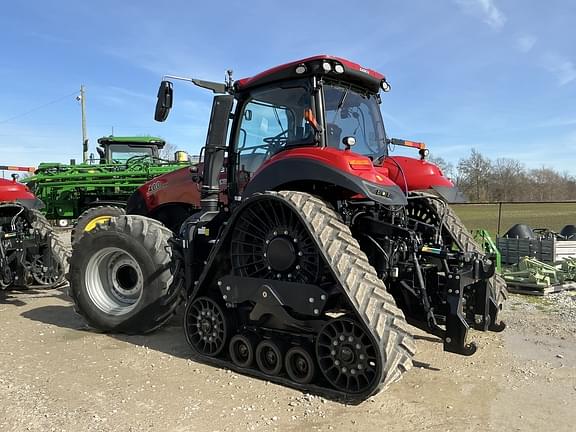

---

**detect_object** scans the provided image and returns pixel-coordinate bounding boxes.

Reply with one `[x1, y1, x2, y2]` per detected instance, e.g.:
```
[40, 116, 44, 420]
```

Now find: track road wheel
[184, 297, 229, 357]
[29, 209, 69, 287]
[229, 334, 256, 368]
[256, 340, 283, 376]
[285, 346, 316, 384]
[68, 215, 184, 334]
[71, 205, 126, 244]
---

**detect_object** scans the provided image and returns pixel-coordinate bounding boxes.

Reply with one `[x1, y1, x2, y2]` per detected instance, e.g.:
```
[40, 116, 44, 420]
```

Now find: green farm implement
[24, 136, 189, 242]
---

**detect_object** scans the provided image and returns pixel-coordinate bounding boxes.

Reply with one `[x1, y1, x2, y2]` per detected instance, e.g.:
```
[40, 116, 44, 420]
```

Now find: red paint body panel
[139, 167, 201, 211]
[259, 147, 396, 187]
[0, 178, 37, 202]
[383, 156, 454, 191]
[236, 55, 385, 90]
[136, 150, 455, 214]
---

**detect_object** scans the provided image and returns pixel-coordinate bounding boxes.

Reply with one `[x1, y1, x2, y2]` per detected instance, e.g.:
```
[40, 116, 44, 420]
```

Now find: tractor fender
[243, 158, 408, 205]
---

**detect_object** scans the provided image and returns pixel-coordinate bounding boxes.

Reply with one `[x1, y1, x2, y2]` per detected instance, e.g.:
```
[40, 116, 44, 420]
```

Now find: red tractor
[0, 175, 67, 289]
[68, 56, 507, 400]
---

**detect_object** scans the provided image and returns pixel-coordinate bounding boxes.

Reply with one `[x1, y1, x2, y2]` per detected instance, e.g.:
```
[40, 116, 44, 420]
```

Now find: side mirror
[154, 80, 173, 122]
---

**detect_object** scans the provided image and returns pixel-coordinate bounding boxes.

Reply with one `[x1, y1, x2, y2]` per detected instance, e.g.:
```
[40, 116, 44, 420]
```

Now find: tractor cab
[96, 136, 166, 164]
[232, 56, 389, 158]
[155, 55, 457, 206]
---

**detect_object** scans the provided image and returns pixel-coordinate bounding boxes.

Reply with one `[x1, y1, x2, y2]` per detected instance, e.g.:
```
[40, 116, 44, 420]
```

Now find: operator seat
[326, 123, 342, 148]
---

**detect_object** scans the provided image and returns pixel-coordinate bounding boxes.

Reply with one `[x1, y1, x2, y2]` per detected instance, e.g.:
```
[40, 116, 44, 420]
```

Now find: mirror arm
[164, 75, 227, 94]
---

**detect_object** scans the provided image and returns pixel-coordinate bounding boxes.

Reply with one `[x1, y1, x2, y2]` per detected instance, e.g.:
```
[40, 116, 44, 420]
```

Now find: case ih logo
[147, 180, 167, 195]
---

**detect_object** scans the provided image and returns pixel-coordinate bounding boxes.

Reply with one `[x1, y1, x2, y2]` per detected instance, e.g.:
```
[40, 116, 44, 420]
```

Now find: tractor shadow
[20, 300, 192, 360]
[22, 299, 446, 375]
[1, 287, 69, 307]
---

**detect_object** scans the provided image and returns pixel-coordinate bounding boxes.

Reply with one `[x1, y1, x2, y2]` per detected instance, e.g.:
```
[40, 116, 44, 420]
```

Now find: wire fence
[452, 201, 576, 238]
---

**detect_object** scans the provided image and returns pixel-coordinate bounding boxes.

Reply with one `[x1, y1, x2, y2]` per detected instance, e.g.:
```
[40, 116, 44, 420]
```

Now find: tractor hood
[0, 178, 44, 209]
[382, 156, 466, 203]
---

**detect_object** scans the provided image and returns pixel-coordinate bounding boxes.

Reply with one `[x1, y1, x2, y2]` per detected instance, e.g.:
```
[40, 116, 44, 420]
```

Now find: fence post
[497, 202, 503, 236]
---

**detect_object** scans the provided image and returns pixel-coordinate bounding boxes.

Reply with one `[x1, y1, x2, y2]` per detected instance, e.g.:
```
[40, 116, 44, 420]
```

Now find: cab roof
[235, 55, 386, 94]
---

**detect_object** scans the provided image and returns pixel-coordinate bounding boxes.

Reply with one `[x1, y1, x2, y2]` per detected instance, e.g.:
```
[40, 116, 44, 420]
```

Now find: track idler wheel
[185, 297, 229, 357]
[285, 346, 316, 384]
[316, 318, 380, 394]
[229, 334, 257, 368]
[255, 340, 283, 376]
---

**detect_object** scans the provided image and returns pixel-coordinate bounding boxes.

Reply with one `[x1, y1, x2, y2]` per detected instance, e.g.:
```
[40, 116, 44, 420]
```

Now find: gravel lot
[1, 231, 575, 432]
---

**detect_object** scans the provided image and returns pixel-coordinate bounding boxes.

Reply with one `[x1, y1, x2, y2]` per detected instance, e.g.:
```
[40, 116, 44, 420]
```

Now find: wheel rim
[256, 340, 283, 375]
[285, 347, 315, 384]
[229, 334, 255, 367]
[185, 297, 228, 357]
[84, 215, 113, 232]
[30, 254, 62, 285]
[230, 198, 321, 283]
[85, 247, 144, 315]
[316, 318, 380, 394]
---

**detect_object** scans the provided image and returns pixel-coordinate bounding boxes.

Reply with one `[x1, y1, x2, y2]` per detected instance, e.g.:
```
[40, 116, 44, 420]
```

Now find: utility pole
[78, 85, 88, 163]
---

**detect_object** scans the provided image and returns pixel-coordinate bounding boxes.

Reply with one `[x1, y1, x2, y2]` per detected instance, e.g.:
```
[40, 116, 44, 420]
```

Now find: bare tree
[159, 142, 177, 160]
[457, 149, 492, 201]
[489, 158, 525, 201]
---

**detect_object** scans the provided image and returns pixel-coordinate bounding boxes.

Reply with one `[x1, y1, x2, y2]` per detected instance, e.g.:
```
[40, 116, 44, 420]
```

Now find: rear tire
[68, 215, 184, 334]
[29, 209, 69, 287]
[71, 205, 126, 244]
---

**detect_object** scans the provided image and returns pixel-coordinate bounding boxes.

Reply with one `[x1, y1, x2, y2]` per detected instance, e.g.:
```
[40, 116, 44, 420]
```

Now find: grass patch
[452, 202, 576, 238]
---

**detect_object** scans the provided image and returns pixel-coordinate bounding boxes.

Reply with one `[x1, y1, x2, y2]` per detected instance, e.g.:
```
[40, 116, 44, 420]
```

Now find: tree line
[429, 149, 576, 202]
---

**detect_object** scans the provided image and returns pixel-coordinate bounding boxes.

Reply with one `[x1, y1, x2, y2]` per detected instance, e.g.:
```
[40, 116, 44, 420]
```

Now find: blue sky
[1, 0, 575, 175]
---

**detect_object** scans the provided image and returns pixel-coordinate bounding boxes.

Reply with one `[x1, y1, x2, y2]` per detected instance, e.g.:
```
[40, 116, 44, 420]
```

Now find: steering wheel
[263, 130, 289, 155]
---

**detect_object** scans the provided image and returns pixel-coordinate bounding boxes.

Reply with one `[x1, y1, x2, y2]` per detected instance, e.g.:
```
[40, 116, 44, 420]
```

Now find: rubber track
[29, 209, 69, 288]
[410, 193, 508, 308]
[191, 191, 415, 401]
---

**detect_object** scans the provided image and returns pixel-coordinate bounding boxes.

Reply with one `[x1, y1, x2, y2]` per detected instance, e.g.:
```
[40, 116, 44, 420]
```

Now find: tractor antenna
[225, 69, 234, 92]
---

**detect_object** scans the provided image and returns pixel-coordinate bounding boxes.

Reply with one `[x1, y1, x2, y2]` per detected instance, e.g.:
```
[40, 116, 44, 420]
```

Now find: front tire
[68, 215, 184, 333]
[71, 205, 126, 244]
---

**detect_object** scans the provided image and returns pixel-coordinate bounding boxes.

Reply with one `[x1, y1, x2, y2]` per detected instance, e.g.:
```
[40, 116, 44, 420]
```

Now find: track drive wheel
[67, 215, 184, 333]
[316, 318, 380, 394]
[185, 297, 229, 357]
[71, 205, 126, 244]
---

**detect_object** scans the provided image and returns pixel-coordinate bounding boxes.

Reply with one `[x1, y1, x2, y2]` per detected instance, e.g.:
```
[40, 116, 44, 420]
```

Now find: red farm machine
[68, 56, 507, 400]
[0, 173, 67, 290]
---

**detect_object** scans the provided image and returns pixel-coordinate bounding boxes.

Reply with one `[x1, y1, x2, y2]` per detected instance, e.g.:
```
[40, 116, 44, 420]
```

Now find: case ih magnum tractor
[0, 175, 67, 289]
[69, 56, 507, 400]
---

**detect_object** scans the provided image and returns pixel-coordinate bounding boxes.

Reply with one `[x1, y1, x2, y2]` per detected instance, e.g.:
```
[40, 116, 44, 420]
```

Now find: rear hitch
[443, 256, 495, 356]
[444, 271, 477, 356]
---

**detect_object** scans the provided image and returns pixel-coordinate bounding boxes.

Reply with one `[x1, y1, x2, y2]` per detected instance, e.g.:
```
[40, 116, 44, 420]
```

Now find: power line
[0, 90, 79, 125]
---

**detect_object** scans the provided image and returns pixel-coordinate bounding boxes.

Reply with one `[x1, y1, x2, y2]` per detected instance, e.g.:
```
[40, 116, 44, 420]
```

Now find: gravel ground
[0, 231, 575, 431]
